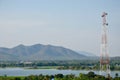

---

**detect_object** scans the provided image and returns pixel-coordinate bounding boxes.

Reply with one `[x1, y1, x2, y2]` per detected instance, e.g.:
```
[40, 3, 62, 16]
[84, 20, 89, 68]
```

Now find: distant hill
[0, 44, 87, 61]
[77, 51, 97, 57]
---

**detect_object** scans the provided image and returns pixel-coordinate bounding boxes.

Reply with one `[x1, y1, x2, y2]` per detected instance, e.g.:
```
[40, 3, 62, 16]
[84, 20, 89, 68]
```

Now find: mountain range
[0, 44, 95, 61]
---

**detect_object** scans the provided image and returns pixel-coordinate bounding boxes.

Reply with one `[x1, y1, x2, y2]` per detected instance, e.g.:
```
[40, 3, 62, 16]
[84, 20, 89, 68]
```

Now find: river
[0, 68, 119, 77]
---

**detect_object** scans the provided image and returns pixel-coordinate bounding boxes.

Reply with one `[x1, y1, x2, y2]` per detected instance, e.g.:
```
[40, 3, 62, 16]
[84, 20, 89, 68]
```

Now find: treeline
[0, 59, 120, 70]
[0, 72, 120, 80]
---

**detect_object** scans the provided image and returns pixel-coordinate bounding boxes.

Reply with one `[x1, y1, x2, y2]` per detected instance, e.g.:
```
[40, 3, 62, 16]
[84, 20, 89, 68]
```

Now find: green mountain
[0, 44, 86, 61]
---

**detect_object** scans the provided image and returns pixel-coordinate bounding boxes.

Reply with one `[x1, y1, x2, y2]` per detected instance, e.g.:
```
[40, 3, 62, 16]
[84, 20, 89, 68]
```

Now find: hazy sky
[0, 0, 120, 56]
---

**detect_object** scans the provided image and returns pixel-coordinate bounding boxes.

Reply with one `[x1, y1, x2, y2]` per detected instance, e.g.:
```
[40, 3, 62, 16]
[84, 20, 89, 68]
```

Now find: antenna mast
[100, 12, 110, 76]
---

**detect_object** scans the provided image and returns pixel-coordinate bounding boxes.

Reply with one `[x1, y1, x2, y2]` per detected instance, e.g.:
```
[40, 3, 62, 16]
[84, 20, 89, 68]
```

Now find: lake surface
[0, 68, 119, 77]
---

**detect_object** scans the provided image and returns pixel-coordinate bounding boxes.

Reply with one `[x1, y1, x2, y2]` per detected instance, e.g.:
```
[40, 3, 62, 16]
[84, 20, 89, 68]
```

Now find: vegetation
[0, 59, 120, 70]
[0, 59, 120, 80]
[0, 72, 120, 80]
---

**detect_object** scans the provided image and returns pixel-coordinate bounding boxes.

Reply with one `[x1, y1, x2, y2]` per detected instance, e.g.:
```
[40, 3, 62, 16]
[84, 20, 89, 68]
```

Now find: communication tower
[100, 12, 110, 77]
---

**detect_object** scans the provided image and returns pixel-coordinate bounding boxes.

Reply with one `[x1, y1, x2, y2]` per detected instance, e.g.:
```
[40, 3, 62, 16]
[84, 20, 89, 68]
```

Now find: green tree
[14, 77, 21, 80]
[79, 73, 89, 80]
[115, 73, 119, 78]
[87, 71, 95, 78]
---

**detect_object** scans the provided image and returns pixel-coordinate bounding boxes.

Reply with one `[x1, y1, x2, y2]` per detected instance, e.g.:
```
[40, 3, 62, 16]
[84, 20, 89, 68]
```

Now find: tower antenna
[100, 12, 110, 77]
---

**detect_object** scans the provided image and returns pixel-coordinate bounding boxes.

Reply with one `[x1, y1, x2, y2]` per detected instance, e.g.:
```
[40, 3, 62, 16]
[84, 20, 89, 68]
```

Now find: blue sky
[0, 0, 120, 56]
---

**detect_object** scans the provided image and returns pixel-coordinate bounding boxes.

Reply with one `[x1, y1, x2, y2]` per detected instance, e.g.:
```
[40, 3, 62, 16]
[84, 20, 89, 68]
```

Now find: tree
[115, 73, 118, 78]
[79, 73, 89, 80]
[14, 77, 21, 80]
[55, 74, 64, 78]
[87, 71, 95, 78]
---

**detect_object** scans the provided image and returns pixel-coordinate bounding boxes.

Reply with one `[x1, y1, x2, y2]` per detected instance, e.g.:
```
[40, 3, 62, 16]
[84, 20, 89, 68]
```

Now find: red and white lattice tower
[100, 12, 110, 76]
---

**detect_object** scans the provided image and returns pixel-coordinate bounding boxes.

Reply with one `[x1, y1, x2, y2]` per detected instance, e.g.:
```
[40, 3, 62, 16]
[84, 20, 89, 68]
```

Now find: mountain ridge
[0, 44, 87, 61]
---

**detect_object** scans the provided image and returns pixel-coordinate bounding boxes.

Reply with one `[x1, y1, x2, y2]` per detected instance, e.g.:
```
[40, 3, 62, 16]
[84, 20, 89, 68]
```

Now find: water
[0, 68, 119, 77]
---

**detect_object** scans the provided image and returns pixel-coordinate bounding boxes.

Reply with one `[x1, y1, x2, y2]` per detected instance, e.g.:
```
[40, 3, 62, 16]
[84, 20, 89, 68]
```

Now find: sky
[0, 0, 120, 56]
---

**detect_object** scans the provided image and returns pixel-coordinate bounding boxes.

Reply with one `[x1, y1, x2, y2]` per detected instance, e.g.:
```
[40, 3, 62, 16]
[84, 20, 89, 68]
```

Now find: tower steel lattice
[100, 12, 110, 76]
